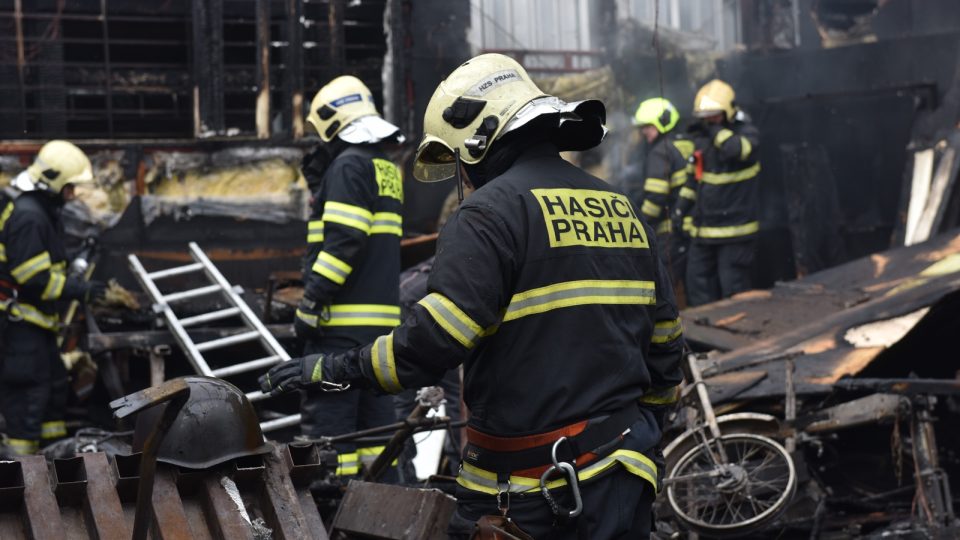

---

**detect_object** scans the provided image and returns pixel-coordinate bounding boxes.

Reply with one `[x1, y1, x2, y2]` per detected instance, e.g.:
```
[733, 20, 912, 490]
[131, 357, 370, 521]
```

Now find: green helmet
[633, 97, 679, 134]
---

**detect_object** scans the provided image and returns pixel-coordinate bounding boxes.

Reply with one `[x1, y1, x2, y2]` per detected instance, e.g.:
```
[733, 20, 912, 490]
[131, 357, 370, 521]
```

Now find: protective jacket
[0, 192, 86, 331]
[629, 133, 694, 235]
[677, 120, 761, 243]
[300, 145, 404, 349]
[355, 143, 684, 495]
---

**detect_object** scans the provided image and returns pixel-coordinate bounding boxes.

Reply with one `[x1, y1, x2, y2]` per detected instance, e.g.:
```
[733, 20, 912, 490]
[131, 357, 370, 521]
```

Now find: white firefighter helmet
[693, 79, 737, 121]
[413, 53, 607, 182]
[306, 75, 403, 144]
[20, 140, 93, 193]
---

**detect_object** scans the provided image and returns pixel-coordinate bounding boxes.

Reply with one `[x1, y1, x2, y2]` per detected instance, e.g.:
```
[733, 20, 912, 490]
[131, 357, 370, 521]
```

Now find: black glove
[294, 296, 325, 341]
[259, 354, 325, 396]
[84, 280, 108, 304]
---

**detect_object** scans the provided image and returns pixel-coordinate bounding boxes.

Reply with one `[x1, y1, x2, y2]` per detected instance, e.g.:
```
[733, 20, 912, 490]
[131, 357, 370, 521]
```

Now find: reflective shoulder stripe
[312, 251, 352, 285]
[370, 333, 403, 393]
[671, 139, 695, 160]
[670, 169, 687, 187]
[323, 201, 373, 233]
[679, 186, 697, 201]
[321, 304, 401, 327]
[0, 243, 6, 263]
[0, 202, 13, 231]
[12, 251, 52, 284]
[41, 271, 66, 301]
[740, 136, 753, 160]
[652, 317, 682, 344]
[641, 200, 662, 219]
[307, 220, 324, 243]
[714, 128, 734, 147]
[418, 292, 486, 349]
[639, 386, 680, 406]
[503, 280, 656, 323]
[643, 178, 670, 195]
[701, 162, 761, 185]
[694, 221, 759, 239]
[457, 448, 659, 495]
[370, 211, 402, 236]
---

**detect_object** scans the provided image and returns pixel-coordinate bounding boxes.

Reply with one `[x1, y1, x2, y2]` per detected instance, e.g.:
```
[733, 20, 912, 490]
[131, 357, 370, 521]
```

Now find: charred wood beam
[284, 0, 304, 138]
[86, 325, 295, 354]
[255, 0, 271, 139]
[192, 0, 226, 135]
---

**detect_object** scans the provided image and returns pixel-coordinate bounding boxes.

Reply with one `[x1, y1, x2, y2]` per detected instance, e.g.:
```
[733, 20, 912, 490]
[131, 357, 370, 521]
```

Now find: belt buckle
[539, 437, 583, 519]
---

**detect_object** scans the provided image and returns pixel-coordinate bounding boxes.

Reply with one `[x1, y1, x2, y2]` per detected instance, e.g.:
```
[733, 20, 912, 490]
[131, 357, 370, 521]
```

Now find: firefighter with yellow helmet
[262, 54, 683, 539]
[629, 97, 695, 299]
[675, 79, 761, 306]
[0, 140, 107, 457]
[296, 75, 406, 480]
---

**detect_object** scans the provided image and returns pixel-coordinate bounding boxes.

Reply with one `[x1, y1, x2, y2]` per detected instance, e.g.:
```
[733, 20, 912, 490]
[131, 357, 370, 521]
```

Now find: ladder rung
[246, 390, 268, 402]
[162, 284, 222, 303]
[147, 262, 205, 280]
[211, 356, 282, 378]
[195, 330, 261, 352]
[260, 414, 302, 432]
[179, 307, 242, 328]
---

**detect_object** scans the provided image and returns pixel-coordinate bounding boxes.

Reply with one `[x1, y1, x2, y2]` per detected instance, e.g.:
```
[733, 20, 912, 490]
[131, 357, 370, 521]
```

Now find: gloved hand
[294, 296, 325, 340]
[84, 280, 108, 304]
[259, 354, 325, 396]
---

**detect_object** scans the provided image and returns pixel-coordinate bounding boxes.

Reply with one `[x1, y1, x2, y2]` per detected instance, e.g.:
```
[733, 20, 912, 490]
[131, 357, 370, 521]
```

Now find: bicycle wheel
[665, 433, 797, 537]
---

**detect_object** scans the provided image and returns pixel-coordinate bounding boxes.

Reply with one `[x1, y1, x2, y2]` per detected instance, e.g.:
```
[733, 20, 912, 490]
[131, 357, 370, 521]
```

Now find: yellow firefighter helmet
[693, 79, 736, 121]
[306, 75, 402, 144]
[23, 140, 93, 193]
[633, 97, 679, 134]
[413, 53, 606, 182]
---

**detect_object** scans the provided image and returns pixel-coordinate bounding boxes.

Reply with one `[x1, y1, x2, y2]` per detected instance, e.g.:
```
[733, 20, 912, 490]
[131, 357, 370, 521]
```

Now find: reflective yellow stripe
[370, 211, 403, 236]
[337, 452, 360, 476]
[418, 292, 486, 349]
[503, 280, 656, 323]
[296, 308, 319, 328]
[672, 139, 695, 160]
[694, 221, 759, 239]
[714, 128, 734, 147]
[312, 251, 352, 285]
[357, 445, 399, 467]
[323, 201, 373, 233]
[0, 202, 13, 231]
[701, 163, 761, 185]
[321, 304, 401, 327]
[457, 449, 659, 495]
[12, 251, 52, 284]
[310, 355, 324, 382]
[41, 271, 66, 300]
[652, 317, 682, 344]
[5, 438, 38, 456]
[641, 200, 662, 219]
[41, 420, 67, 439]
[644, 178, 670, 195]
[670, 169, 687, 187]
[682, 216, 696, 234]
[0, 301, 59, 331]
[639, 386, 680, 405]
[679, 186, 697, 201]
[371, 333, 402, 393]
[307, 220, 324, 243]
[0, 243, 5, 263]
[740, 136, 753, 160]
[655, 220, 671, 235]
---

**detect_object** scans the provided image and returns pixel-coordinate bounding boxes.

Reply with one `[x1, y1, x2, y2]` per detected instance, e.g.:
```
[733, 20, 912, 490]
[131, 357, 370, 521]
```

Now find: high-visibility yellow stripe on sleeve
[701, 163, 760, 185]
[312, 251, 352, 285]
[358, 445, 399, 467]
[0, 301, 58, 331]
[0, 243, 6, 263]
[503, 280, 656, 323]
[652, 317, 683, 344]
[740, 137, 753, 160]
[370, 333, 403, 393]
[655, 220, 671, 235]
[336, 451, 360, 476]
[641, 200, 662, 219]
[370, 211, 402, 236]
[694, 221, 759, 239]
[307, 220, 324, 243]
[679, 186, 697, 201]
[12, 251, 52, 284]
[714, 128, 734, 147]
[321, 304, 401, 327]
[41, 271, 66, 300]
[644, 178, 670, 195]
[296, 308, 319, 328]
[418, 292, 486, 349]
[670, 169, 687, 187]
[323, 201, 373, 233]
[5, 438, 38, 456]
[0, 202, 13, 231]
[41, 420, 67, 439]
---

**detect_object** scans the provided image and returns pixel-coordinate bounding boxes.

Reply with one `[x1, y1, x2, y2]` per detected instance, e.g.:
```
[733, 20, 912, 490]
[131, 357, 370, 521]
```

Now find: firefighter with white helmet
[262, 54, 683, 539]
[676, 79, 762, 306]
[296, 75, 406, 480]
[1, 140, 106, 457]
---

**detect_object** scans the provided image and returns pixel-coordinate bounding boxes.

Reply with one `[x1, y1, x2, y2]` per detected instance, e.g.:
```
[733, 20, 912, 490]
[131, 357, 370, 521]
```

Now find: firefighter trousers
[447, 466, 655, 539]
[686, 239, 756, 307]
[299, 338, 398, 482]
[0, 321, 68, 446]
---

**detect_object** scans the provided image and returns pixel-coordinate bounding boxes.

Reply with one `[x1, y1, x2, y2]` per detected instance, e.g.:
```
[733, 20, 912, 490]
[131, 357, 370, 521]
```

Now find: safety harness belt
[463, 401, 641, 473]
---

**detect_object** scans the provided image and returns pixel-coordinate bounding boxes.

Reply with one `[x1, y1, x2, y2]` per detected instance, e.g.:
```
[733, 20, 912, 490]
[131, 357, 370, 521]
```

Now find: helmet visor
[413, 136, 458, 183]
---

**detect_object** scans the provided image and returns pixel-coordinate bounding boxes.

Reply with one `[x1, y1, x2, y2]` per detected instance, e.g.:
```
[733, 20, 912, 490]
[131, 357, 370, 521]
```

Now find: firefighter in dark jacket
[296, 75, 405, 479]
[262, 54, 684, 539]
[676, 79, 761, 306]
[627, 97, 694, 300]
[0, 141, 106, 456]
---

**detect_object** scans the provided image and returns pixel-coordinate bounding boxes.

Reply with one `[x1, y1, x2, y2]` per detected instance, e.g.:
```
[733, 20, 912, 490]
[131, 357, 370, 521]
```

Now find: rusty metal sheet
[331, 480, 456, 540]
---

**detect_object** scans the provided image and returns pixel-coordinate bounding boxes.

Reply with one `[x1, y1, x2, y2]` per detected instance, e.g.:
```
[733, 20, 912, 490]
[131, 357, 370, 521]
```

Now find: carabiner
[539, 461, 583, 519]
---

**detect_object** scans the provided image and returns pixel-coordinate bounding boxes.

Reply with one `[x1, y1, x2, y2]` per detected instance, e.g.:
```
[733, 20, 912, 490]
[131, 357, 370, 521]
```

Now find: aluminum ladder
[128, 241, 299, 432]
